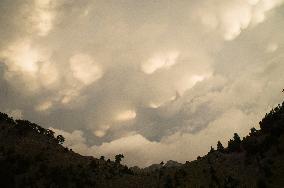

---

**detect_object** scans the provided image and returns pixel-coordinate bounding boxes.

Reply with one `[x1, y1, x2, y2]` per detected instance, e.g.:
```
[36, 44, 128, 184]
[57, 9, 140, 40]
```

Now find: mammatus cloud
[35, 100, 53, 112]
[0, 0, 284, 166]
[51, 108, 257, 167]
[115, 110, 137, 122]
[195, 0, 284, 40]
[69, 54, 103, 85]
[141, 51, 179, 74]
[0, 40, 97, 111]
[0, 39, 58, 92]
[32, 0, 57, 36]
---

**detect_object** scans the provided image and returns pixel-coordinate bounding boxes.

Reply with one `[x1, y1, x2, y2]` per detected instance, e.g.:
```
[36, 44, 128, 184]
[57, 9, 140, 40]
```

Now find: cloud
[194, 0, 284, 40]
[1, 39, 40, 74]
[115, 110, 137, 122]
[39, 61, 59, 88]
[69, 53, 103, 85]
[35, 100, 53, 112]
[266, 42, 278, 53]
[93, 124, 110, 138]
[141, 51, 180, 74]
[0, 0, 284, 167]
[0, 42, 101, 110]
[0, 39, 57, 92]
[32, 0, 56, 36]
[94, 130, 107, 138]
[51, 108, 256, 167]
[174, 74, 210, 95]
[51, 128, 89, 154]
[31, 0, 67, 36]
[5, 109, 23, 119]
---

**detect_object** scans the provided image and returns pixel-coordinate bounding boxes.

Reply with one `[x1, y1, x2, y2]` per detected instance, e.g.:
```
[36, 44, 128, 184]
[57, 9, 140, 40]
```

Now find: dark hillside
[0, 100, 284, 187]
[0, 113, 154, 188]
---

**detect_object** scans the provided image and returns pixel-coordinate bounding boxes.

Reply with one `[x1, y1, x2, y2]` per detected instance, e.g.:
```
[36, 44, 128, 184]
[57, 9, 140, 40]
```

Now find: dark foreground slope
[0, 100, 284, 188]
[0, 116, 158, 188]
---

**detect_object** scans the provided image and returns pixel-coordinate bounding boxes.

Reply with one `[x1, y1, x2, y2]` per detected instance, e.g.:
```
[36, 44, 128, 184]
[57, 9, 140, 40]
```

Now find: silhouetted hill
[0, 100, 284, 187]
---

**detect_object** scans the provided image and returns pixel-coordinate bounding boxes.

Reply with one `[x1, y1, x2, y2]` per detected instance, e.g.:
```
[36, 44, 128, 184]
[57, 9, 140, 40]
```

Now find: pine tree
[209, 146, 215, 154]
[217, 141, 224, 152]
[228, 133, 242, 152]
[115, 154, 124, 164]
[233, 133, 241, 144]
[250, 127, 257, 136]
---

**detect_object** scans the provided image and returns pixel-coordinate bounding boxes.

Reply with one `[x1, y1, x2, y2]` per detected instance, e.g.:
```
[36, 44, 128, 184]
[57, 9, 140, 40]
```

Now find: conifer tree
[217, 141, 224, 152]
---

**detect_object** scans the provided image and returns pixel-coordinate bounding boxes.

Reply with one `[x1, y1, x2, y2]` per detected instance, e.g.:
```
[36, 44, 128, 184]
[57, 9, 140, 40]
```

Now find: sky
[0, 0, 284, 167]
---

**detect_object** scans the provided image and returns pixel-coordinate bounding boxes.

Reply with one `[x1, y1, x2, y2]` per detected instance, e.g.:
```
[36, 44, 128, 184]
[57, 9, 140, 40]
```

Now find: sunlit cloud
[1, 39, 39, 74]
[32, 0, 56, 36]
[116, 110, 136, 122]
[74, 109, 258, 167]
[1, 0, 284, 167]
[39, 62, 59, 88]
[50, 128, 89, 154]
[93, 124, 110, 138]
[60, 93, 78, 105]
[175, 74, 210, 95]
[149, 102, 163, 109]
[195, 0, 284, 40]
[70, 54, 103, 85]
[141, 51, 179, 74]
[0, 39, 61, 92]
[35, 100, 53, 112]
[94, 130, 107, 138]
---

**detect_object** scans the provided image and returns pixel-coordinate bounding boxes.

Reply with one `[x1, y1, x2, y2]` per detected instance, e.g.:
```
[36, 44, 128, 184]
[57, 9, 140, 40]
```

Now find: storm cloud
[0, 0, 284, 167]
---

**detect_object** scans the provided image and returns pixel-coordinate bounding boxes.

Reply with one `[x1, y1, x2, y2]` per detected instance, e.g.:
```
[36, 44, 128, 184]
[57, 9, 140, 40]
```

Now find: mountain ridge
[0, 99, 284, 187]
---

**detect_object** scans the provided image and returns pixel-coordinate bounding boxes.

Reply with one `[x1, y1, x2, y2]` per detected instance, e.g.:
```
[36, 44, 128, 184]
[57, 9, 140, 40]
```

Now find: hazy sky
[0, 0, 284, 167]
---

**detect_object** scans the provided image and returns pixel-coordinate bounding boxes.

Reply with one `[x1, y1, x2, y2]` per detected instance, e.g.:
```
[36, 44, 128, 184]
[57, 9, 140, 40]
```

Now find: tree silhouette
[56, 135, 65, 144]
[115, 154, 124, 164]
[217, 141, 224, 152]
[233, 133, 241, 143]
[209, 146, 215, 154]
[250, 127, 257, 136]
[228, 133, 241, 152]
[0, 112, 14, 124]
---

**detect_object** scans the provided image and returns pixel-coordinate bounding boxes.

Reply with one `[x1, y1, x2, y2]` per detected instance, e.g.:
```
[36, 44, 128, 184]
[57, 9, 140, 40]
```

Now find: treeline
[0, 112, 135, 187]
[0, 112, 65, 144]
[208, 101, 284, 156]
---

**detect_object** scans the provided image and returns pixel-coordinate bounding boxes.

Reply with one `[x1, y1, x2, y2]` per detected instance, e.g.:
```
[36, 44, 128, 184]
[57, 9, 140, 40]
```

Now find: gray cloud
[0, 0, 284, 166]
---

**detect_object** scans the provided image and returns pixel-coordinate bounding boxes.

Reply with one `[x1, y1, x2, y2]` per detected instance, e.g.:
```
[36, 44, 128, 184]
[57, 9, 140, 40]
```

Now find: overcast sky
[0, 0, 284, 167]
